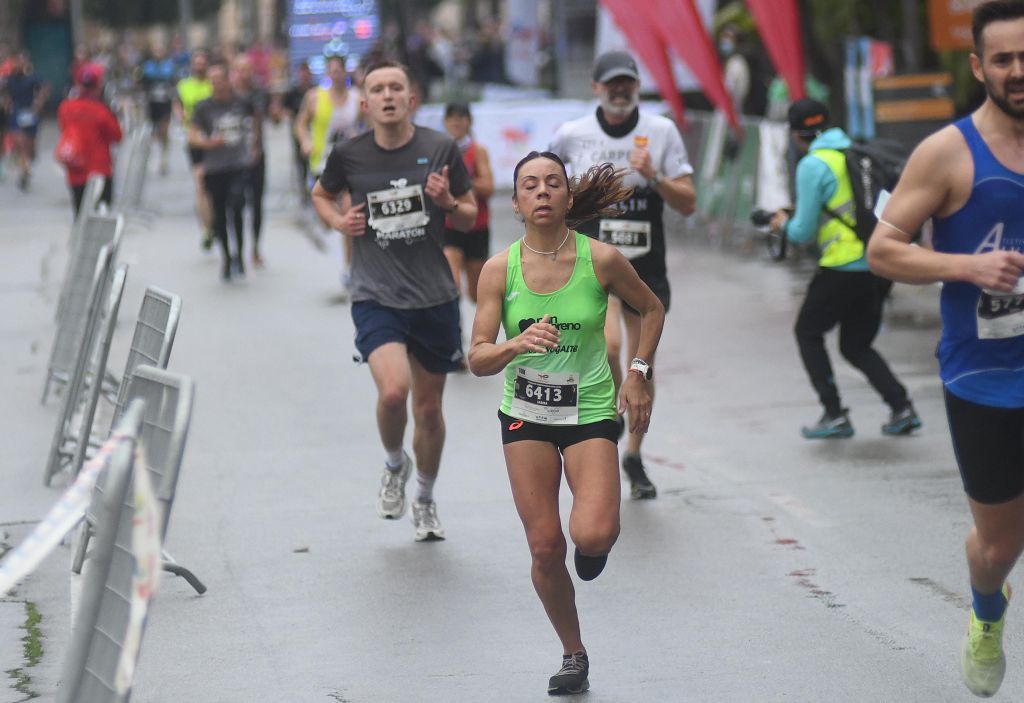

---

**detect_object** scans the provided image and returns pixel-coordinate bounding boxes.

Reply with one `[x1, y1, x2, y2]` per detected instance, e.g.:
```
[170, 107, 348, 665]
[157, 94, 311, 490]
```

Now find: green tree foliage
[83, 0, 223, 28]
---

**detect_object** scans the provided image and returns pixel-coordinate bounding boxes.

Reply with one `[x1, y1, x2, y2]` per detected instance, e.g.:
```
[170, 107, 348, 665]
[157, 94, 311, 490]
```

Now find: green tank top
[500, 232, 615, 425]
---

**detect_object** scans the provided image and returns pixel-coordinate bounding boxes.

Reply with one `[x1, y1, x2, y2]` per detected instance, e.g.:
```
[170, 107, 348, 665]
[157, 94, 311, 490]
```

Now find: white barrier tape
[0, 433, 131, 597]
[115, 442, 163, 694]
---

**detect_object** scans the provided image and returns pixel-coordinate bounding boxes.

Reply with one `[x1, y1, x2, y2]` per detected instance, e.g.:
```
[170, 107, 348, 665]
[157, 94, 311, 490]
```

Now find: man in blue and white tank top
[868, 1, 1024, 696]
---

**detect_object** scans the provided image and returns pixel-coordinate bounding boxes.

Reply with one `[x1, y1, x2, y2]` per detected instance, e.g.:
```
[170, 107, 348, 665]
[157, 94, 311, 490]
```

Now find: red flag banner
[746, 0, 807, 101]
[639, 0, 741, 132]
[600, 0, 688, 129]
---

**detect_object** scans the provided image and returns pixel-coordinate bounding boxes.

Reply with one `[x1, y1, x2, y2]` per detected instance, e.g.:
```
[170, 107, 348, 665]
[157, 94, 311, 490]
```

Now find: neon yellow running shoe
[962, 584, 1011, 698]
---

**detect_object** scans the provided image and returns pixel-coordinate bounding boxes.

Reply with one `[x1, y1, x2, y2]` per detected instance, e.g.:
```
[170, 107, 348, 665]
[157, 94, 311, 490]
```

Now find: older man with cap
[549, 50, 696, 500]
[769, 98, 920, 439]
[56, 63, 122, 215]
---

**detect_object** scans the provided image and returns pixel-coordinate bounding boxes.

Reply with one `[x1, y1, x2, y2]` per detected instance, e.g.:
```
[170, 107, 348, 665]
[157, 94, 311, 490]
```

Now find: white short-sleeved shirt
[549, 109, 693, 279]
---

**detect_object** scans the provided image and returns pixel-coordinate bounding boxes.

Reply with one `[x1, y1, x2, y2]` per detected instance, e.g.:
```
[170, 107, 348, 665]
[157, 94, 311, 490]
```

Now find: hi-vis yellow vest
[812, 148, 864, 268]
[309, 87, 334, 174]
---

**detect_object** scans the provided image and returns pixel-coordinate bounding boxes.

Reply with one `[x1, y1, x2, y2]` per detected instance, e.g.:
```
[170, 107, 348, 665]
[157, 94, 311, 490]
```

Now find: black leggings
[794, 268, 909, 416]
[247, 155, 265, 247]
[204, 168, 246, 265]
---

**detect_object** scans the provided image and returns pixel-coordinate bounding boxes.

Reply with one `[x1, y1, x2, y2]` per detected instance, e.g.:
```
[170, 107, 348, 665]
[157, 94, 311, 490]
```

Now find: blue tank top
[931, 116, 1024, 408]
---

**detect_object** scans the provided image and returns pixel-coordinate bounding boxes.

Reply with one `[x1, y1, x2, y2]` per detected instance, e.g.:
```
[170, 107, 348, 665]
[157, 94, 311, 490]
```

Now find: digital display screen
[287, 0, 380, 81]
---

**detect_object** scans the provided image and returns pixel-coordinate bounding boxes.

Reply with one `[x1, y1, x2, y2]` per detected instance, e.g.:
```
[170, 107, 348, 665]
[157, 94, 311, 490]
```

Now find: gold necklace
[521, 229, 571, 259]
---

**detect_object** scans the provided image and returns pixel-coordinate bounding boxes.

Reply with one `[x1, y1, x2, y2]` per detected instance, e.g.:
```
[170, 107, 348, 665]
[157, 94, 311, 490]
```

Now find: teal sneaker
[962, 584, 1011, 697]
[882, 403, 922, 435]
[801, 409, 854, 439]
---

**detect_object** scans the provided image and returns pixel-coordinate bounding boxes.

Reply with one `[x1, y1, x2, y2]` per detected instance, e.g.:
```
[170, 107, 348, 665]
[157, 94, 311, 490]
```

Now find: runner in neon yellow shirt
[174, 50, 214, 248]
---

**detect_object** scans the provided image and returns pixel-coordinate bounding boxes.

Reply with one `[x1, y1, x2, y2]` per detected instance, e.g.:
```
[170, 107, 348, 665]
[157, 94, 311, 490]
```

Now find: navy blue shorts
[352, 299, 464, 374]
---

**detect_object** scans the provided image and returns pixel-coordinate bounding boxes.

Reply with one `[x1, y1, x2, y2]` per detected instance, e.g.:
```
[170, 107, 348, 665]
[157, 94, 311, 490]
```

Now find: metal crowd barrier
[58, 400, 143, 703]
[46, 214, 124, 405]
[66, 174, 107, 250]
[114, 123, 153, 214]
[43, 261, 127, 486]
[682, 110, 796, 251]
[72, 366, 203, 594]
[56, 211, 122, 326]
[110, 287, 182, 427]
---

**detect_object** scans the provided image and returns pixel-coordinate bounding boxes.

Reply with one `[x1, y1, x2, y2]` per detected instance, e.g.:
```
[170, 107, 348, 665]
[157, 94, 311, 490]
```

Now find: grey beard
[600, 96, 637, 118]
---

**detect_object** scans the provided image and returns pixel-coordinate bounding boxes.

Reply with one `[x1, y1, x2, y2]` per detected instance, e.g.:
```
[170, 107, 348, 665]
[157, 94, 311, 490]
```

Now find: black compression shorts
[944, 389, 1024, 504]
[618, 273, 670, 315]
[442, 226, 490, 261]
[498, 410, 619, 452]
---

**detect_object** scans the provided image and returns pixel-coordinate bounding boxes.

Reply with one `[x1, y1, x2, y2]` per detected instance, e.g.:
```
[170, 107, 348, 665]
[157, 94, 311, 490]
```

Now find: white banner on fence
[756, 121, 793, 212]
[506, 0, 540, 87]
[416, 100, 671, 189]
[0, 435, 128, 596]
[115, 444, 163, 695]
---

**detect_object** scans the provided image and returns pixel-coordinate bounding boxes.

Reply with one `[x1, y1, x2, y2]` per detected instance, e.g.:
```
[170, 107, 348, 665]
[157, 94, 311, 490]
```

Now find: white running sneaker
[377, 452, 412, 519]
[410, 499, 445, 541]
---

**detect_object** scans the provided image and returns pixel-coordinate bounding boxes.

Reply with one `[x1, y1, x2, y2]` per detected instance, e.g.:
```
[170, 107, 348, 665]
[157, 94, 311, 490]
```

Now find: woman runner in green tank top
[468, 152, 665, 695]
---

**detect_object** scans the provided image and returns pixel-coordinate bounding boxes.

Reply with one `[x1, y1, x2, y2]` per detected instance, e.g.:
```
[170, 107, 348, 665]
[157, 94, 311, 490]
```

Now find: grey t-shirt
[318, 126, 471, 309]
[192, 95, 255, 174]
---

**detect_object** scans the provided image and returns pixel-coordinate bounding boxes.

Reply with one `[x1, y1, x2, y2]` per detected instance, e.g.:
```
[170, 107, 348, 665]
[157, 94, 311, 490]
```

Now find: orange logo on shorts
[509, 421, 524, 431]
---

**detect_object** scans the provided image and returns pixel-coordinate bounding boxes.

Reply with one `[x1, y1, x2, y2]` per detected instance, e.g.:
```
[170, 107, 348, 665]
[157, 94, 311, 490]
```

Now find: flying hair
[512, 151, 634, 229]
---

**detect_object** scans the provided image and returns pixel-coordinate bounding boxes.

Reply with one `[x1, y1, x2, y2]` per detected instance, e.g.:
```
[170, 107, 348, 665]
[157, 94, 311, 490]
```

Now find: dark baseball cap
[592, 51, 639, 83]
[788, 98, 829, 135]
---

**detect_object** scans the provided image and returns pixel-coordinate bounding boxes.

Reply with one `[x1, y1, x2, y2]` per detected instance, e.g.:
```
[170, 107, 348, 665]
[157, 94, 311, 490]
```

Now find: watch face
[631, 359, 651, 379]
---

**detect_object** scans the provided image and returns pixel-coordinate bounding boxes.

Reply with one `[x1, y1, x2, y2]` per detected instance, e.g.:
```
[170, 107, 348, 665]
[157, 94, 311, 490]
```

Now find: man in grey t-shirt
[311, 60, 477, 542]
[189, 62, 258, 281]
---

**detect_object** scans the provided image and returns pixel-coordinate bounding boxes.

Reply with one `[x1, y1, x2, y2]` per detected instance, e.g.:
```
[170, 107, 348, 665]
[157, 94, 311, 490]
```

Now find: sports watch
[629, 357, 652, 380]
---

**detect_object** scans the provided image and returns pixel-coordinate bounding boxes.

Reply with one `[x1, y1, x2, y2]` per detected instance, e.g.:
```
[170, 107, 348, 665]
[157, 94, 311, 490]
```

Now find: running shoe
[622, 454, 657, 499]
[962, 584, 1011, 697]
[202, 229, 214, 250]
[377, 452, 412, 519]
[801, 409, 854, 439]
[232, 257, 246, 278]
[548, 651, 589, 695]
[574, 547, 607, 581]
[882, 403, 922, 436]
[411, 499, 446, 541]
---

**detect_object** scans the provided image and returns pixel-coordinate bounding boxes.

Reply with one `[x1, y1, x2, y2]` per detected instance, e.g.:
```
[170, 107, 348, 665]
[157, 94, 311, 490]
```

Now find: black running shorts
[619, 273, 670, 315]
[497, 410, 619, 452]
[442, 226, 490, 261]
[944, 389, 1024, 504]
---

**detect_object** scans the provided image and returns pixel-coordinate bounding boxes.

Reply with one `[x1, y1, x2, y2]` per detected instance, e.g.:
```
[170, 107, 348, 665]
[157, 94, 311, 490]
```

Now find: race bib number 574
[978, 279, 1024, 340]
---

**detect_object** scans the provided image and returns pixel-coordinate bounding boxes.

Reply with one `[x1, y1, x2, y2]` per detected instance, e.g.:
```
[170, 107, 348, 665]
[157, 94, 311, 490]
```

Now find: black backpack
[824, 140, 909, 242]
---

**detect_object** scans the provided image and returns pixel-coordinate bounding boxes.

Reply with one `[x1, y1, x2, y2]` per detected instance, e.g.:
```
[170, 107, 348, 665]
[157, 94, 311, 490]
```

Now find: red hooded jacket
[56, 94, 122, 187]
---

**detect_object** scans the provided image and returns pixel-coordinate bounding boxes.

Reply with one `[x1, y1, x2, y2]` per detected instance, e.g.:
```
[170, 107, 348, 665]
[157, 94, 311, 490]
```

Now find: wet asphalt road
[0, 120, 1005, 702]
